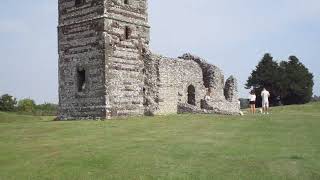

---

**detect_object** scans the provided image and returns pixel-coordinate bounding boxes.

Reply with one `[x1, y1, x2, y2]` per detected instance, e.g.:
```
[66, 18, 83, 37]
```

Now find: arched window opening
[124, 0, 129, 5]
[187, 85, 196, 106]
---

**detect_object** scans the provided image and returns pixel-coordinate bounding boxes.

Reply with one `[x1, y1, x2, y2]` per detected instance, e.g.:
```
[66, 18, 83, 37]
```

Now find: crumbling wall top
[178, 53, 224, 89]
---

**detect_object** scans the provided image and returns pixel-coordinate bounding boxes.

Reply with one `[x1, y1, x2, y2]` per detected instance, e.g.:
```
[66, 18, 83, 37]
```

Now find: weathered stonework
[58, 0, 240, 120]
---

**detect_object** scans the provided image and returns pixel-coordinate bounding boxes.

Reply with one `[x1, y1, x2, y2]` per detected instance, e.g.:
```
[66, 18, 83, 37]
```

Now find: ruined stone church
[58, 0, 240, 120]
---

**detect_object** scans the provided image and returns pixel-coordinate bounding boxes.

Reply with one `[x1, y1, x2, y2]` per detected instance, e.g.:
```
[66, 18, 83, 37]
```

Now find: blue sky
[0, 0, 319, 103]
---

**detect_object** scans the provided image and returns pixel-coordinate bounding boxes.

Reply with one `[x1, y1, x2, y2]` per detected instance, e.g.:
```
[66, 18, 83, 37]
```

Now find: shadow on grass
[289, 155, 304, 160]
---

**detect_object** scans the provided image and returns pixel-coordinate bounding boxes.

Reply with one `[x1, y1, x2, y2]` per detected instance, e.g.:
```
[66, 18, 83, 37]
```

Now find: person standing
[261, 88, 270, 114]
[249, 90, 256, 114]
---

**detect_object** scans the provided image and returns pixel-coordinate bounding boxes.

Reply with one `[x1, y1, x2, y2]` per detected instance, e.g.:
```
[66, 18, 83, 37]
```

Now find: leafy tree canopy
[279, 56, 314, 105]
[0, 94, 17, 112]
[17, 99, 36, 113]
[246, 54, 314, 106]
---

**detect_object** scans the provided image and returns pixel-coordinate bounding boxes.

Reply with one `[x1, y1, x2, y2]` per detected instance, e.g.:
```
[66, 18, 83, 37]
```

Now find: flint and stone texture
[224, 76, 239, 102]
[156, 56, 206, 115]
[58, 0, 240, 120]
[178, 53, 225, 100]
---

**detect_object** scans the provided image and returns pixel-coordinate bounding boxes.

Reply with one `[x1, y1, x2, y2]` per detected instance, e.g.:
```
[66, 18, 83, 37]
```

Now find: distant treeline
[0, 94, 57, 116]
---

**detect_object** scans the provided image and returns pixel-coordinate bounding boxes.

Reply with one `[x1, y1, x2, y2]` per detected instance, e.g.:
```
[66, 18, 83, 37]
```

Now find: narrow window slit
[77, 68, 86, 92]
[125, 26, 131, 40]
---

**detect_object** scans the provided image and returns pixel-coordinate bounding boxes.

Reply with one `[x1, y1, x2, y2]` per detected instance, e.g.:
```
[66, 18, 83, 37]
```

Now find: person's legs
[253, 104, 256, 114]
[250, 104, 253, 114]
[266, 102, 270, 114]
[262, 101, 266, 114]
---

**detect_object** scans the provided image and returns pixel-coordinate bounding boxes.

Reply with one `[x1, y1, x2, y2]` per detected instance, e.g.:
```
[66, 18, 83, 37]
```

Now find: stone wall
[58, 0, 107, 120]
[58, 0, 149, 119]
[155, 56, 206, 115]
[147, 53, 240, 116]
[142, 52, 241, 116]
[179, 53, 225, 100]
[143, 52, 160, 115]
[104, 0, 150, 117]
[201, 75, 240, 115]
[224, 76, 239, 102]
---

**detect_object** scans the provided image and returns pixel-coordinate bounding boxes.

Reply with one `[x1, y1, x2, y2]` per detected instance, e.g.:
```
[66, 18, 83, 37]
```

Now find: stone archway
[187, 85, 196, 106]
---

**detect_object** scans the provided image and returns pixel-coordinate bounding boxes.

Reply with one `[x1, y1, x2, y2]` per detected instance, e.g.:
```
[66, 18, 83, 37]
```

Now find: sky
[0, 0, 319, 103]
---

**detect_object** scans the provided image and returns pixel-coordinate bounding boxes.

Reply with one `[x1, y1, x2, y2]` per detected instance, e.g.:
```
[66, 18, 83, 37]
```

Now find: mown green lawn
[0, 103, 320, 180]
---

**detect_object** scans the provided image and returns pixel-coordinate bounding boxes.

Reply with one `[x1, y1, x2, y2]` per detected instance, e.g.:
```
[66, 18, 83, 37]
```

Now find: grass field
[0, 103, 320, 180]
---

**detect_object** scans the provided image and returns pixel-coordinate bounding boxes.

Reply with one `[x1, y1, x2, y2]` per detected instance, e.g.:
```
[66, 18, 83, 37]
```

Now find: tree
[246, 54, 314, 106]
[246, 53, 282, 106]
[35, 103, 58, 116]
[0, 94, 17, 111]
[279, 56, 314, 105]
[17, 99, 36, 113]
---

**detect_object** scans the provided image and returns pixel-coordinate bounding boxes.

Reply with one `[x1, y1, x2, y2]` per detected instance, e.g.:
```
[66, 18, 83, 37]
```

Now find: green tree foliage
[246, 53, 282, 106]
[279, 56, 314, 105]
[1, 95, 57, 116]
[35, 103, 58, 116]
[0, 94, 17, 111]
[246, 54, 314, 106]
[17, 99, 36, 113]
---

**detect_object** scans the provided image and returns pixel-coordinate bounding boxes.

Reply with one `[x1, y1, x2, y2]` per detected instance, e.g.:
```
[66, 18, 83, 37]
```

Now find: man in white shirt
[261, 88, 270, 114]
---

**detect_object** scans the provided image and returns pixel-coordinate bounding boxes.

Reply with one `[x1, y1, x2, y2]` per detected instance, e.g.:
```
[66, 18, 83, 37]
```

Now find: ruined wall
[224, 76, 239, 102]
[143, 52, 160, 115]
[154, 56, 206, 115]
[179, 53, 225, 100]
[58, 0, 107, 119]
[202, 76, 240, 115]
[178, 54, 240, 115]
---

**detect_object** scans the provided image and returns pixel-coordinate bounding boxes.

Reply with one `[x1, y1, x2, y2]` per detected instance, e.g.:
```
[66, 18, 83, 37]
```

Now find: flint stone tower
[58, 0, 240, 120]
[58, 0, 149, 119]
